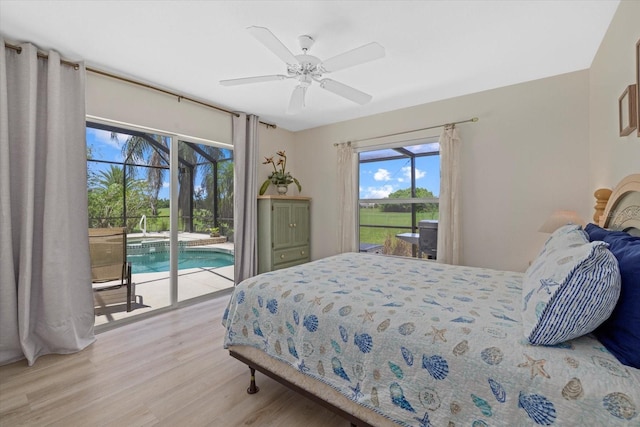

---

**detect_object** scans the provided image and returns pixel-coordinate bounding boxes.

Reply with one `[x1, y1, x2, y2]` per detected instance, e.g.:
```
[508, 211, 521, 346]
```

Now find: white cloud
[162, 181, 169, 188]
[401, 166, 426, 180]
[364, 185, 394, 199]
[374, 168, 392, 181]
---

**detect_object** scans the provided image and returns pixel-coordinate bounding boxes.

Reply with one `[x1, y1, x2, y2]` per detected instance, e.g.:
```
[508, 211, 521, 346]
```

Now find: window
[358, 140, 440, 258]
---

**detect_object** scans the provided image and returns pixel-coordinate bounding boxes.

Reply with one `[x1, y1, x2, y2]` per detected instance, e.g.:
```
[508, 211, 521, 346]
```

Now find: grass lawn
[128, 207, 233, 235]
[359, 207, 438, 246]
[142, 208, 170, 232]
[132, 206, 434, 246]
[131, 208, 207, 233]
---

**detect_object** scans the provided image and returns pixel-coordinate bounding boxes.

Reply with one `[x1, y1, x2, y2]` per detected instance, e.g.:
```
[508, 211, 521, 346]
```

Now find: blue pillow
[522, 225, 621, 345]
[585, 223, 640, 369]
[584, 223, 609, 241]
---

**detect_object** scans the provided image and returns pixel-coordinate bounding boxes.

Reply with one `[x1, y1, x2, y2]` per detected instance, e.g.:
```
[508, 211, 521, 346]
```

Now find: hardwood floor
[0, 295, 349, 426]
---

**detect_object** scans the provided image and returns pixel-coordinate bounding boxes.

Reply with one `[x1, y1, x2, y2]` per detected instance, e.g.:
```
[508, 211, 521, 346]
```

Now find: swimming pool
[127, 248, 234, 274]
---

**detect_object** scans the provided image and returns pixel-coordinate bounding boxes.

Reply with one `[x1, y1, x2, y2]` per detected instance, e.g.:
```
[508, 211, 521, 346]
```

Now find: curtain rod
[333, 117, 479, 147]
[4, 41, 277, 129]
[4, 41, 81, 70]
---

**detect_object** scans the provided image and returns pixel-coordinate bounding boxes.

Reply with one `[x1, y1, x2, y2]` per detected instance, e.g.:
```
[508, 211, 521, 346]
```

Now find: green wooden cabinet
[258, 196, 311, 274]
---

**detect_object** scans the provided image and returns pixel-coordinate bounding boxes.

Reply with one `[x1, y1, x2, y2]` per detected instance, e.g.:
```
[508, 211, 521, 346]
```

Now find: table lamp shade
[539, 210, 585, 233]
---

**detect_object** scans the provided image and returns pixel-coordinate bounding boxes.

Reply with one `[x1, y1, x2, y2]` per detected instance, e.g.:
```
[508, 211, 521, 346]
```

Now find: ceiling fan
[220, 26, 385, 114]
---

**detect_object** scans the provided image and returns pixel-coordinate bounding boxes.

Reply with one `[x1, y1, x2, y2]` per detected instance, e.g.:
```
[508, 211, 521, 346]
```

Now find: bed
[223, 174, 640, 426]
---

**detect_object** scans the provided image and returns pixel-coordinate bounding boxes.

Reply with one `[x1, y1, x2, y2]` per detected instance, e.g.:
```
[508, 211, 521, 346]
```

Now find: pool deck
[94, 233, 235, 327]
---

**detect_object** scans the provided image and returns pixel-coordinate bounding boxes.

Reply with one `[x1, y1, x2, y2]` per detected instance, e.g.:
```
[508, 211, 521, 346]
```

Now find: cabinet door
[290, 202, 310, 247]
[272, 201, 293, 249]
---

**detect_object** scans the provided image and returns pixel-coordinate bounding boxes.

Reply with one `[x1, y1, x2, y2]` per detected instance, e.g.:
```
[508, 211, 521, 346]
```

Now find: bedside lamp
[539, 210, 585, 233]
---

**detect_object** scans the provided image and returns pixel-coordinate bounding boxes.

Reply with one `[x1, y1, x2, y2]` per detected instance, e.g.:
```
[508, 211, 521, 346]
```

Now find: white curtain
[336, 144, 358, 253]
[0, 39, 95, 366]
[233, 113, 259, 284]
[437, 125, 462, 265]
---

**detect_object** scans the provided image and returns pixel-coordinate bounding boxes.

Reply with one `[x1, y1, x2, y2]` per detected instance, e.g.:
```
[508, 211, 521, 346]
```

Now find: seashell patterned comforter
[223, 253, 640, 426]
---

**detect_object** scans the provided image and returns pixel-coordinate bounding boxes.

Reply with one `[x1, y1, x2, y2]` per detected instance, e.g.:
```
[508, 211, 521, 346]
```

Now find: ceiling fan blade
[287, 85, 306, 114]
[220, 74, 288, 86]
[247, 26, 299, 65]
[321, 42, 385, 73]
[320, 79, 372, 105]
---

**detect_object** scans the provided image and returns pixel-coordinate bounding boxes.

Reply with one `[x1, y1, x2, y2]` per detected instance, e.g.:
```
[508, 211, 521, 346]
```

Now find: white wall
[294, 71, 591, 272]
[589, 0, 640, 195]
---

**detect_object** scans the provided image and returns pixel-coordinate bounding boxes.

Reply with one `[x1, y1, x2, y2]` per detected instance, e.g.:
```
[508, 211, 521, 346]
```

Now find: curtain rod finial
[471, 117, 479, 122]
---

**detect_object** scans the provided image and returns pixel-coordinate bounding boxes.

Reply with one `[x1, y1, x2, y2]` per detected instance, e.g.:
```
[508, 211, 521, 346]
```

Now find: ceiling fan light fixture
[222, 26, 385, 111]
[298, 35, 314, 52]
[298, 75, 312, 87]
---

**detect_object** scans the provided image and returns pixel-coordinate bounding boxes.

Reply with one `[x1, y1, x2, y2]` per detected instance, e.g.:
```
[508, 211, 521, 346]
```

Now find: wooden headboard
[593, 173, 640, 236]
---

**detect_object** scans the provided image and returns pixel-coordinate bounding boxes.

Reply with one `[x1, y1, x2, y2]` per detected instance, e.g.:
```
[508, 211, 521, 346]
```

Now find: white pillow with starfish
[522, 224, 621, 345]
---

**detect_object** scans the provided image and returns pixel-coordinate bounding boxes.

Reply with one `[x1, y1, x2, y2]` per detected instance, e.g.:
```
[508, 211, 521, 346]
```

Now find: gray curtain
[233, 113, 259, 284]
[0, 39, 95, 366]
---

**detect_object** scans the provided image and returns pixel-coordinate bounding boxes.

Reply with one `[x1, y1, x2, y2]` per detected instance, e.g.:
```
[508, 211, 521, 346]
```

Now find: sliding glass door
[87, 122, 234, 327]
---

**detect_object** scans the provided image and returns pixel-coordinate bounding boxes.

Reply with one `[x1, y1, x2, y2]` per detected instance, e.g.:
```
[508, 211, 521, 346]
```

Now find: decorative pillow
[584, 223, 609, 241]
[585, 223, 640, 369]
[522, 225, 621, 345]
[540, 223, 583, 251]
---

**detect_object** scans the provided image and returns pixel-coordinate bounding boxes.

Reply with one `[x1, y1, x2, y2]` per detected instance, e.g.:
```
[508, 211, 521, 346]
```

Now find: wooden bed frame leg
[247, 367, 260, 394]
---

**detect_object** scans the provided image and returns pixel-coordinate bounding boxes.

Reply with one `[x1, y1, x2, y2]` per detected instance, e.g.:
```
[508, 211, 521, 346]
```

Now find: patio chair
[89, 227, 138, 313]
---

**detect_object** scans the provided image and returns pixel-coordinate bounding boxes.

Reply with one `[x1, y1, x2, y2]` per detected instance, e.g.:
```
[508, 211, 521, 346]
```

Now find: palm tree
[93, 164, 135, 190]
[197, 146, 233, 230]
[215, 159, 234, 225]
[177, 142, 232, 232]
[113, 132, 169, 216]
[87, 164, 149, 229]
[176, 141, 197, 230]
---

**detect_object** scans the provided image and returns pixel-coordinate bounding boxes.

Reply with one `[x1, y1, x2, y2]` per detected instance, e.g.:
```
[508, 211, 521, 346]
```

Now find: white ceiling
[0, 1, 619, 132]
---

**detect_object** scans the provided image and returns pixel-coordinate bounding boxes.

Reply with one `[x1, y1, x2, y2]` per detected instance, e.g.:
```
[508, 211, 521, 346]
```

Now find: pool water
[128, 249, 234, 274]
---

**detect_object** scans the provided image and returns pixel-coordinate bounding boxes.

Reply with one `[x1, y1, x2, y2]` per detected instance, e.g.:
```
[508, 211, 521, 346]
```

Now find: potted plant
[259, 150, 301, 196]
[209, 227, 220, 237]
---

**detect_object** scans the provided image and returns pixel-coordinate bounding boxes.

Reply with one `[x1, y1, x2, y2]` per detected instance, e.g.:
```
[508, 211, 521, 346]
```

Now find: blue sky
[86, 128, 172, 199]
[358, 154, 440, 199]
[86, 127, 126, 162]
